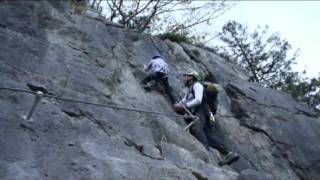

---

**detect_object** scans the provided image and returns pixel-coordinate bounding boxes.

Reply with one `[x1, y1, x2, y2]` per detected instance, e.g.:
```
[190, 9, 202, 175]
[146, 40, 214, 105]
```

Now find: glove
[143, 64, 148, 71]
[173, 103, 186, 115]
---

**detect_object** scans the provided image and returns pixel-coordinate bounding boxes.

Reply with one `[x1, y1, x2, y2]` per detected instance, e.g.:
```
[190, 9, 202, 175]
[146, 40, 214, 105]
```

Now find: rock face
[0, 1, 319, 180]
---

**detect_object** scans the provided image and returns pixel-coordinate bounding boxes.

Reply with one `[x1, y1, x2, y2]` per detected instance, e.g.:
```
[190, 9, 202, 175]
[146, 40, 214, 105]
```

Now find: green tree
[215, 20, 320, 111]
[283, 74, 320, 110]
[214, 20, 300, 89]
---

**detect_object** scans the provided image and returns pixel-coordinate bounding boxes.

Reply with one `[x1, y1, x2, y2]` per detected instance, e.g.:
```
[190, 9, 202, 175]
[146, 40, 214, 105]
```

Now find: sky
[212, 1, 320, 79]
[97, 1, 319, 78]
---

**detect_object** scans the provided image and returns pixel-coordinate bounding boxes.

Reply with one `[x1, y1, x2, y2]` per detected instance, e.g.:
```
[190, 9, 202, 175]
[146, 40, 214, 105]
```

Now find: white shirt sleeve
[186, 82, 203, 108]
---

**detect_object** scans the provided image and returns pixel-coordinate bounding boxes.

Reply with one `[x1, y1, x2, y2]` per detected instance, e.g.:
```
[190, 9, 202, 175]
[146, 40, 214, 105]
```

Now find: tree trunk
[91, 0, 96, 8]
[97, 0, 102, 9]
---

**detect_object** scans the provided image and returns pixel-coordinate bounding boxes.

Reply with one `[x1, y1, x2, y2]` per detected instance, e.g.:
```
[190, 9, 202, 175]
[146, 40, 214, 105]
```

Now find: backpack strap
[188, 83, 196, 100]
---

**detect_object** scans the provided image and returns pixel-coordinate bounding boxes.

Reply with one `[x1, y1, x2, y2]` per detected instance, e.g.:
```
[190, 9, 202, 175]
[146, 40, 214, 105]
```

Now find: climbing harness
[176, 96, 198, 131]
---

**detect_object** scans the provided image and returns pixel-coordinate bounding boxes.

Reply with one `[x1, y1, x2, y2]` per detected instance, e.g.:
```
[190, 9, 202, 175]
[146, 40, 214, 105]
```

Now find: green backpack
[190, 81, 219, 115]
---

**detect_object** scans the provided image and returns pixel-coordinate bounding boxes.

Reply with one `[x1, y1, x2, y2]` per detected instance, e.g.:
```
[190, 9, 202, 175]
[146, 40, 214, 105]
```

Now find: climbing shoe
[142, 82, 152, 91]
[218, 151, 239, 166]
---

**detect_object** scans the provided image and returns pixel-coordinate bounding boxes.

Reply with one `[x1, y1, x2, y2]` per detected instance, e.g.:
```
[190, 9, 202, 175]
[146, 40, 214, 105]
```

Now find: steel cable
[0, 86, 184, 118]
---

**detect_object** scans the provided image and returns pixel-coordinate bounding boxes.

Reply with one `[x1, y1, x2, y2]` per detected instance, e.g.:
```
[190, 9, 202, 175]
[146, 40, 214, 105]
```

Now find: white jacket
[180, 82, 204, 109]
[144, 57, 169, 74]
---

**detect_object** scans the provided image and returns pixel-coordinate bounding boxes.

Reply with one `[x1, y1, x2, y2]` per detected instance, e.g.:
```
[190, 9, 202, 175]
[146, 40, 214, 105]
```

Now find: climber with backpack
[173, 69, 239, 166]
[141, 54, 176, 105]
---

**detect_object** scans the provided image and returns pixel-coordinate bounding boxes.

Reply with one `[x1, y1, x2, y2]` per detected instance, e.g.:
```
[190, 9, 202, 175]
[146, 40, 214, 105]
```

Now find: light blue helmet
[152, 54, 162, 59]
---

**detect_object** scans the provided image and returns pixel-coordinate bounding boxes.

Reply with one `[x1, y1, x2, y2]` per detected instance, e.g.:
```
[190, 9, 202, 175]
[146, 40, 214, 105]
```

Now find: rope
[0, 87, 184, 118]
[176, 94, 197, 131]
[0, 87, 36, 94]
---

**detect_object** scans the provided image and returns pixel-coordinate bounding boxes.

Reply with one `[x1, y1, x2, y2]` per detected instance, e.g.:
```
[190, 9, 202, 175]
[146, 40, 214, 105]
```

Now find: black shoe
[142, 82, 153, 90]
[142, 84, 151, 90]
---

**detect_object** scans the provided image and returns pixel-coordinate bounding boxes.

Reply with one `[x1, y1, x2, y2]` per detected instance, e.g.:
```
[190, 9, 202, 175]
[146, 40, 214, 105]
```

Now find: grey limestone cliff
[0, 1, 319, 180]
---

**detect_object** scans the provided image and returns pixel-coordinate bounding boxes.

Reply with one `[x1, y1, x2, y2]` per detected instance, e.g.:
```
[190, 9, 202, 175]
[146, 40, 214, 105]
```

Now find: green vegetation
[214, 20, 320, 110]
[69, 0, 88, 14]
[157, 32, 193, 44]
[59, 76, 69, 88]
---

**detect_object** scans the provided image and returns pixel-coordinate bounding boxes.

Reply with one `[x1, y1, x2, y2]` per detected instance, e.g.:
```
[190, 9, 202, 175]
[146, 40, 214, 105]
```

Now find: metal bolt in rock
[24, 91, 44, 121]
